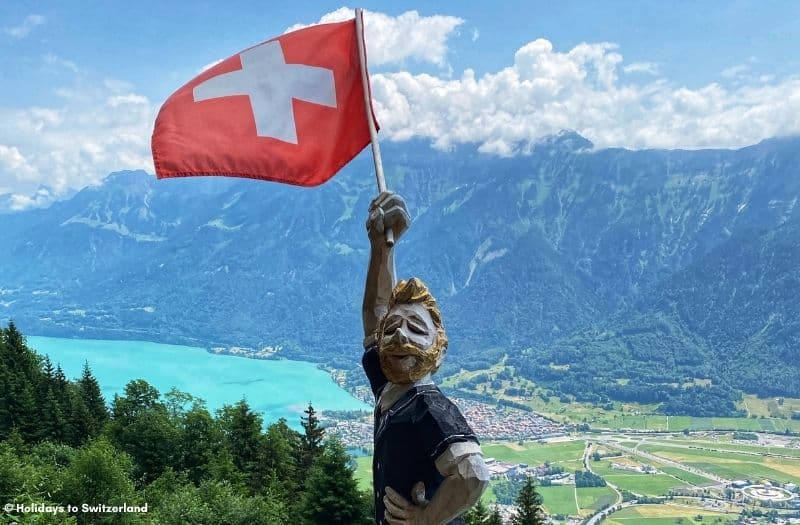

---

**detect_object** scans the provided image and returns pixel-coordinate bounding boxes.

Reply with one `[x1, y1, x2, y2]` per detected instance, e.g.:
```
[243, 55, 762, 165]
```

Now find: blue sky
[1, 1, 800, 202]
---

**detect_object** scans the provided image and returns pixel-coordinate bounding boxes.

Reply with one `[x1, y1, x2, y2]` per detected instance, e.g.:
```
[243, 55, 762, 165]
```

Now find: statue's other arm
[384, 442, 490, 525]
[362, 192, 410, 345]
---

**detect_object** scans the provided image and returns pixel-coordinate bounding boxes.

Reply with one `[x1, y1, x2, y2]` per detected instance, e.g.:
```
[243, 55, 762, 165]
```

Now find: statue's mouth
[379, 340, 433, 382]
[387, 354, 418, 372]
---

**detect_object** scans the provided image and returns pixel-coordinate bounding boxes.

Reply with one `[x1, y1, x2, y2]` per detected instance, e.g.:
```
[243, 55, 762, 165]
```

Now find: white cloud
[0, 144, 38, 178]
[370, 38, 800, 152]
[106, 94, 149, 107]
[2, 9, 799, 197]
[5, 14, 45, 39]
[471, 28, 480, 43]
[43, 54, 79, 73]
[286, 7, 464, 66]
[721, 64, 748, 78]
[0, 77, 156, 195]
[4, 186, 57, 211]
[623, 62, 659, 75]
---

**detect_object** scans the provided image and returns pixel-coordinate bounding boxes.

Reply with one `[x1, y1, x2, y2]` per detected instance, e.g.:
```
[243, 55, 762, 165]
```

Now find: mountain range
[2, 132, 798, 413]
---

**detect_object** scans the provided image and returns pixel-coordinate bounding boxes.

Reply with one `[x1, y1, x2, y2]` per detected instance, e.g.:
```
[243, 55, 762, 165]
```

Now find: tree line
[0, 322, 369, 524]
[1, 322, 551, 524]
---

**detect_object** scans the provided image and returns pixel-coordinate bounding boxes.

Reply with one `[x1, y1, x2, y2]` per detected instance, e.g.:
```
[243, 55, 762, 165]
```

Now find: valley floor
[352, 430, 800, 524]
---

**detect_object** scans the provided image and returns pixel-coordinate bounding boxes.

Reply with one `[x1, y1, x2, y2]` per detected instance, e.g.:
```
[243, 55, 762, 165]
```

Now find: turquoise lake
[27, 336, 370, 429]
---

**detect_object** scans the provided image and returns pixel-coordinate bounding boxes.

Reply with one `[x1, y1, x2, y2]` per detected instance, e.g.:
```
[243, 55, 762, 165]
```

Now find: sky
[1, 1, 800, 205]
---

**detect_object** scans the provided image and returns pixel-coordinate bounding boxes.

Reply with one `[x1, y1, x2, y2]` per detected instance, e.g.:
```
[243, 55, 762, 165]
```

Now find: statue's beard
[378, 340, 439, 384]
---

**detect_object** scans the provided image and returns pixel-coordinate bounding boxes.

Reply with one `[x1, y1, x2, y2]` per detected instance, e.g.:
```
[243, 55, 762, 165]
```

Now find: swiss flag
[151, 18, 377, 187]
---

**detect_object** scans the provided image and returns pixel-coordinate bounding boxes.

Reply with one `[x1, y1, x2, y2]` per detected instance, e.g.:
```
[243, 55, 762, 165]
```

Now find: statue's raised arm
[361, 192, 488, 525]
[363, 191, 410, 345]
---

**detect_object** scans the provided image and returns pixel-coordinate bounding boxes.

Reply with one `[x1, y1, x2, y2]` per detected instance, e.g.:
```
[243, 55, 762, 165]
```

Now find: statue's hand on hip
[384, 483, 430, 525]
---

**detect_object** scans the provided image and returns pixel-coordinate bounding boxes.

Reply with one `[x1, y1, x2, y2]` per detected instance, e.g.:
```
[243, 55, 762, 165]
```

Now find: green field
[690, 461, 800, 484]
[640, 444, 800, 484]
[649, 439, 800, 458]
[482, 440, 585, 465]
[657, 465, 716, 486]
[352, 434, 800, 519]
[608, 519, 731, 525]
[522, 389, 800, 433]
[606, 504, 737, 525]
[589, 450, 717, 488]
[533, 395, 800, 433]
[538, 486, 578, 516]
[559, 459, 586, 472]
[445, 371, 800, 434]
[591, 458, 655, 477]
[550, 406, 800, 433]
[603, 474, 690, 495]
[667, 416, 693, 431]
[590, 459, 629, 476]
[354, 456, 372, 491]
[354, 440, 588, 500]
[576, 486, 617, 512]
[740, 394, 800, 419]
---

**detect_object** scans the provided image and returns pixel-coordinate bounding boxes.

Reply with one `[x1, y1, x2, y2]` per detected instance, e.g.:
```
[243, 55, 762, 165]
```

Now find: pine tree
[511, 476, 545, 525]
[53, 365, 73, 423]
[180, 402, 223, 484]
[299, 438, 370, 525]
[263, 418, 301, 492]
[78, 361, 108, 435]
[465, 499, 490, 524]
[33, 355, 67, 443]
[2, 322, 41, 441]
[33, 355, 51, 438]
[487, 506, 503, 525]
[39, 383, 66, 442]
[4, 321, 26, 353]
[218, 399, 269, 493]
[108, 380, 179, 484]
[0, 359, 10, 438]
[300, 402, 324, 474]
[66, 389, 93, 446]
[7, 373, 39, 441]
[41, 355, 55, 379]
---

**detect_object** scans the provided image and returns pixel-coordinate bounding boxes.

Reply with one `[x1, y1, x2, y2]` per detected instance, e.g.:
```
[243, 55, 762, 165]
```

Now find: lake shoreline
[26, 334, 371, 429]
[28, 331, 373, 407]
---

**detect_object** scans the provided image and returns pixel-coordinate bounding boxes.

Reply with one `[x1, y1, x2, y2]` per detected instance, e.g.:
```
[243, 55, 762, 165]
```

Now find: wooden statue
[362, 192, 489, 525]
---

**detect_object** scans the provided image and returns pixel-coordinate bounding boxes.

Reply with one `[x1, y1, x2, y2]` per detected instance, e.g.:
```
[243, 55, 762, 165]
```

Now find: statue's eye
[408, 323, 426, 335]
[385, 319, 401, 333]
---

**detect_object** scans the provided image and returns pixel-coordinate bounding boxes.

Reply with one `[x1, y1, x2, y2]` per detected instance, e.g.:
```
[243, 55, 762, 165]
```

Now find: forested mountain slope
[2, 133, 798, 411]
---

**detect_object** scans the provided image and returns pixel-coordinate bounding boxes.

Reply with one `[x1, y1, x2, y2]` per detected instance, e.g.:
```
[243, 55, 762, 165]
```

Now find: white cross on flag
[151, 18, 378, 187]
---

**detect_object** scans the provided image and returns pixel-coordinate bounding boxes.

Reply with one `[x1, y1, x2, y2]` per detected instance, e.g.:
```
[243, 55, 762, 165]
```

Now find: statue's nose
[391, 327, 409, 344]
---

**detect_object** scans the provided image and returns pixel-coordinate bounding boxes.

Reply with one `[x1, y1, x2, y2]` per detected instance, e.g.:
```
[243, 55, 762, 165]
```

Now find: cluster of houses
[323, 395, 567, 448]
[324, 419, 372, 448]
[451, 397, 566, 441]
[609, 461, 657, 474]
[484, 458, 572, 484]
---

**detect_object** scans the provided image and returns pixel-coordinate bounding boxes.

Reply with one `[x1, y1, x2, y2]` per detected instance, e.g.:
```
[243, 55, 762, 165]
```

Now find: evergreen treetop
[299, 438, 370, 525]
[511, 476, 546, 525]
[464, 499, 489, 524]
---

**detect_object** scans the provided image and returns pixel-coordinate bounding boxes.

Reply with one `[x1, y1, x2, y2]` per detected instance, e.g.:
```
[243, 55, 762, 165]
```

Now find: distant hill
[2, 132, 799, 413]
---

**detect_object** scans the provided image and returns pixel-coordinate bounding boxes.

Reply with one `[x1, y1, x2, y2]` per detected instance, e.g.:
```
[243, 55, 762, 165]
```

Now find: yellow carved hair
[379, 277, 448, 358]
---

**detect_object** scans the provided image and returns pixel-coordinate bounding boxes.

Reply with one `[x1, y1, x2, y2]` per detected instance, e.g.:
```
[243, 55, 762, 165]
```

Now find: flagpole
[355, 7, 394, 247]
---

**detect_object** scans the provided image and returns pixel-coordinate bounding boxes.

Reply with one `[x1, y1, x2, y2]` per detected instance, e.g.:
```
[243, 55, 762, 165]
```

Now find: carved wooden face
[378, 302, 443, 384]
